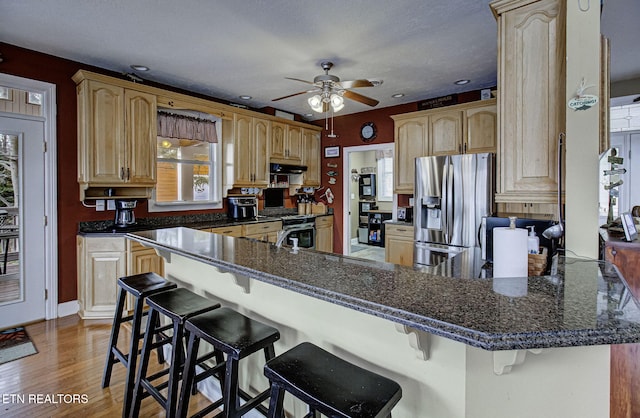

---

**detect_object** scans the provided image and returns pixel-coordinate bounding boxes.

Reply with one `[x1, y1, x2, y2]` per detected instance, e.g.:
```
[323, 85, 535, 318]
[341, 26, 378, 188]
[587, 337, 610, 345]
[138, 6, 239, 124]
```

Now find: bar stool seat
[264, 342, 402, 418]
[129, 288, 221, 418]
[102, 272, 177, 413]
[177, 307, 281, 418]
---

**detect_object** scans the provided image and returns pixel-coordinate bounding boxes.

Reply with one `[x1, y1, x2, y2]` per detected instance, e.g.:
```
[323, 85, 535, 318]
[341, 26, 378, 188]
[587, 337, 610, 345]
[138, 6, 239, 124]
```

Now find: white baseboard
[57, 300, 79, 318]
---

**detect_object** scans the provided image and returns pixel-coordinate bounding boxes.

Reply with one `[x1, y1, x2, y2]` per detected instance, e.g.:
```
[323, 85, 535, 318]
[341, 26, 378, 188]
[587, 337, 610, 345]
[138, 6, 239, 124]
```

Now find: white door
[0, 115, 46, 328]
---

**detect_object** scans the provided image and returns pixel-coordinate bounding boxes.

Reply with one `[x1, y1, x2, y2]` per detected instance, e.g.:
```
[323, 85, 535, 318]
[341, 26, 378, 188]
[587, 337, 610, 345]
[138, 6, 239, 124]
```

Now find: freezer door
[414, 156, 448, 243]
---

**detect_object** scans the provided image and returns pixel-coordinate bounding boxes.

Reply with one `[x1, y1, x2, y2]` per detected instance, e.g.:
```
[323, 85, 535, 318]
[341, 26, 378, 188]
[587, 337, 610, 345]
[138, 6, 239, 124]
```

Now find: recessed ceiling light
[392, 93, 405, 98]
[130, 65, 149, 72]
[454, 79, 470, 85]
[304, 113, 313, 117]
[239, 95, 252, 100]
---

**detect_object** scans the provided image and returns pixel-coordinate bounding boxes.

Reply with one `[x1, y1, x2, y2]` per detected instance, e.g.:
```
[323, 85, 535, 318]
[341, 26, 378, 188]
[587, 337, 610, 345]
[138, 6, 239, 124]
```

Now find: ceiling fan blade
[285, 77, 316, 85]
[338, 79, 375, 89]
[272, 89, 319, 101]
[343, 89, 379, 107]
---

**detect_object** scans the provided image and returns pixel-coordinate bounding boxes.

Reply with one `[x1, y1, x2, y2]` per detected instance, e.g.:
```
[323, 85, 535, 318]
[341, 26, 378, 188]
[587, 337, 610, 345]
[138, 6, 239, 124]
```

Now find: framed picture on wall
[324, 146, 340, 158]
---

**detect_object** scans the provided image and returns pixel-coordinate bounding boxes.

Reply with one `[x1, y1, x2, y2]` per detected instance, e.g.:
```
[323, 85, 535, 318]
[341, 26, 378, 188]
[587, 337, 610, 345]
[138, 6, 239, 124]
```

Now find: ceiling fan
[272, 61, 381, 112]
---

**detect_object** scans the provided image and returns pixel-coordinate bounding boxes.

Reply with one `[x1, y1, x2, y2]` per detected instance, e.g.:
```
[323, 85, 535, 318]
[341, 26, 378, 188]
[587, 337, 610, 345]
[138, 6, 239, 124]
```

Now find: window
[148, 111, 222, 212]
[376, 156, 393, 202]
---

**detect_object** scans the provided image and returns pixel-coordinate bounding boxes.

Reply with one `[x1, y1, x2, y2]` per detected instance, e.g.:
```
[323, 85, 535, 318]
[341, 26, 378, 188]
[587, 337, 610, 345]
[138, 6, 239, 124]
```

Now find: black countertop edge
[126, 229, 640, 351]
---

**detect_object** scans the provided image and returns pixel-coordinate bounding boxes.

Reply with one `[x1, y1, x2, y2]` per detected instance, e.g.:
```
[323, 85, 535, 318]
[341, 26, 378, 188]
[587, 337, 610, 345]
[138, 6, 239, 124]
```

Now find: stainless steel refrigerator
[414, 153, 494, 266]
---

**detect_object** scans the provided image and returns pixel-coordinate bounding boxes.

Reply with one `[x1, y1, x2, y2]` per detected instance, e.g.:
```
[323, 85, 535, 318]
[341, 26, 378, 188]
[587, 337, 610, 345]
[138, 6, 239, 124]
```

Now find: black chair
[177, 307, 281, 418]
[102, 272, 177, 415]
[129, 288, 220, 418]
[264, 342, 402, 418]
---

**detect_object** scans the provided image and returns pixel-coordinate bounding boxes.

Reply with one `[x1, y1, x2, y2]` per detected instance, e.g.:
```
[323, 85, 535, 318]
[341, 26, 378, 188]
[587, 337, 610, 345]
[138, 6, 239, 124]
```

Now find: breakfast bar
[128, 227, 640, 418]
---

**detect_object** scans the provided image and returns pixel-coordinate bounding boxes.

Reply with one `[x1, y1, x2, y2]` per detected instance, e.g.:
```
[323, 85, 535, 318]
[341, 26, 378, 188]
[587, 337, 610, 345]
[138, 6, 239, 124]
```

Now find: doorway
[342, 143, 394, 261]
[0, 74, 57, 328]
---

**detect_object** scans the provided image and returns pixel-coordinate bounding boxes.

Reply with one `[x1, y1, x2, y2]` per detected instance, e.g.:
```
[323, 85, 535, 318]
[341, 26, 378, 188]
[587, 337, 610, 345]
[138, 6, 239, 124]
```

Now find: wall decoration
[324, 146, 340, 158]
[568, 77, 598, 111]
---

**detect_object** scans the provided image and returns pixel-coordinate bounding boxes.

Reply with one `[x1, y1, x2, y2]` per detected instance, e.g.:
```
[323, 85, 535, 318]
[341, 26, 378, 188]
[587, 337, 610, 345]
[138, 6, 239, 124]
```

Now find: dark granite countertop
[127, 227, 640, 351]
[77, 208, 327, 235]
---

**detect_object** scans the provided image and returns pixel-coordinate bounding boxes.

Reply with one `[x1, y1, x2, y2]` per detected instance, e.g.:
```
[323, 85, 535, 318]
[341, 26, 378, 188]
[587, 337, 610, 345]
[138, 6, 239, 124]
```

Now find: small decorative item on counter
[528, 247, 548, 276]
[527, 226, 539, 254]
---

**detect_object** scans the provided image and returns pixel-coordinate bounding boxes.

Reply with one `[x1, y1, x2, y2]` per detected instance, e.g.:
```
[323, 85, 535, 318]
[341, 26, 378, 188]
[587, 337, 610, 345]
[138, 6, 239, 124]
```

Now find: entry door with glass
[0, 115, 46, 328]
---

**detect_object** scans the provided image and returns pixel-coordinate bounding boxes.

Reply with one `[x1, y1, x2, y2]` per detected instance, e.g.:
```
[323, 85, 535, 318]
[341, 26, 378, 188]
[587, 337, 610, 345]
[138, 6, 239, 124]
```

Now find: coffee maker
[114, 199, 137, 228]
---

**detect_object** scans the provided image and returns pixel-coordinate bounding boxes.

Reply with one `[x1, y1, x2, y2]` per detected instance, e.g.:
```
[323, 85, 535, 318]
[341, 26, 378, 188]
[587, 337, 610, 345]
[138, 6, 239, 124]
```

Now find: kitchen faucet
[275, 229, 300, 249]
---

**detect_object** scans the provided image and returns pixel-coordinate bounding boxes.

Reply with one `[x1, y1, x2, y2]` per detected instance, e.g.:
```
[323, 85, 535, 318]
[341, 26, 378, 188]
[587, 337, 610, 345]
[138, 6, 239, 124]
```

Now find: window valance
[157, 110, 218, 143]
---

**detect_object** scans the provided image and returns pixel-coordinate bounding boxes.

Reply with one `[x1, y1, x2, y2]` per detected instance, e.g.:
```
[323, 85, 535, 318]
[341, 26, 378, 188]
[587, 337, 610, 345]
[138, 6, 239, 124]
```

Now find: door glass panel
[0, 133, 20, 304]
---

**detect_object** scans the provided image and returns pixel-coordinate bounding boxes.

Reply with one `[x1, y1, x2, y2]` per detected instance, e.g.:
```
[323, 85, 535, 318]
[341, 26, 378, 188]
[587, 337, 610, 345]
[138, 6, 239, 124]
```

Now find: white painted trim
[341, 143, 394, 256]
[57, 300, 79, 318]
[0, 73, 58, 321]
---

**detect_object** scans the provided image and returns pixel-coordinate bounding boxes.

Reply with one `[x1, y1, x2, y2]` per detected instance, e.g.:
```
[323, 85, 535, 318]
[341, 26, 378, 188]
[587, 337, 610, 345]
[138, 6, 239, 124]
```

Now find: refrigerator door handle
[441, 157, 449, 243]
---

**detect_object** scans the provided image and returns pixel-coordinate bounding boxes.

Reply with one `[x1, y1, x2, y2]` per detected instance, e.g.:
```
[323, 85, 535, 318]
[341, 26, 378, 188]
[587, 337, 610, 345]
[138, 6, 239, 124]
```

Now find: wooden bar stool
[177, 307, 281, 418]
[264, 342, 402, 418]
[129, 288, 221, 418]
[102, 272, 177, 414]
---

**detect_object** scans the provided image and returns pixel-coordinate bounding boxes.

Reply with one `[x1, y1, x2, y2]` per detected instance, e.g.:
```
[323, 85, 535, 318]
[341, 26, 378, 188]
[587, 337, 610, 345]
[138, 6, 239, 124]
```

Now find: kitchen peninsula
[128, 227, 640, 418]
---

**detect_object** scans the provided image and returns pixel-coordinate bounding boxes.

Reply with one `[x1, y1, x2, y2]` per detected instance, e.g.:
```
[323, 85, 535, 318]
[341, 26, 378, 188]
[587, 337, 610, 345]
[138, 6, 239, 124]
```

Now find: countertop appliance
[114, 199, 137, 228]
[280, 214, 315, 249]
[414, 153, 494, 266]
[227, 196, 258, 220]
[270, 163, 307, 174]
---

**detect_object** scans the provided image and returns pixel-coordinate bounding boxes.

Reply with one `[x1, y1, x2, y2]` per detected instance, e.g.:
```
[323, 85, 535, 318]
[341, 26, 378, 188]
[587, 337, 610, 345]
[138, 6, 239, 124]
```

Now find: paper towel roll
[493, 227, 528, 278]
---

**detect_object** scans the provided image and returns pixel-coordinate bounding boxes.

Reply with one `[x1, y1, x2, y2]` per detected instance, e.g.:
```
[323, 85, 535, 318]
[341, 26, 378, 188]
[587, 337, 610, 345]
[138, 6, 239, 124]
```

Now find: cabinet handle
[120, 167, 125, 180]
[458, 144, 462, 153]
[464, 143, 467, 153]
[397, 228, 407, 232]
[127, 168, 130, 181]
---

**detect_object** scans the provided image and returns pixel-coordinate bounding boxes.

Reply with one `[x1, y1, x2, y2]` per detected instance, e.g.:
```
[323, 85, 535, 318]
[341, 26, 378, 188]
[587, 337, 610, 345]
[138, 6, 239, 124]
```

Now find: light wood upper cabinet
[392, 100, 496, 193]
[393, 116, 428, 194]
[302, 128, 321, 187]
[271, 122, 303, 164]
[491, 0, 565, 205]
[465, 103, 497, 154]
[75, 75, 157, 200]
[233, 115, 270, 187]
[430, 110, 464, 156]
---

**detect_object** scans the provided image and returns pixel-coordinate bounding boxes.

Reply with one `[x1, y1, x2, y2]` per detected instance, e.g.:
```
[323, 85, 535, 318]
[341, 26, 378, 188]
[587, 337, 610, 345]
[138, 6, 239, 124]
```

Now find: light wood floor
[0, 314, 215, 417]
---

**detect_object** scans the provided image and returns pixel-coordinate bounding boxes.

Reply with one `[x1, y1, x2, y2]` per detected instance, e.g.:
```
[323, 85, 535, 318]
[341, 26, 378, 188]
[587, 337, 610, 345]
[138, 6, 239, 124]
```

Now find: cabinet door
[430, 110, 463, 156]
[315, 216, 334, 253]
[302, 129, 321, 186]
[496, 0, 564, 203]
[253, 118, 270, 186]
[385, 237, 414, 266]
[394, 117, 427, 193]
[270, 122, 287, 160]
[78, 236, 126, 319]
[234, 114, 254, 185]
[84, 80, 125, 183]
[125, 90, 157, 185]
[129, 247, 164, 277]
[465, 103, 496, 154]
[243, 221, 282, 242]
[286, 125, 303, 163]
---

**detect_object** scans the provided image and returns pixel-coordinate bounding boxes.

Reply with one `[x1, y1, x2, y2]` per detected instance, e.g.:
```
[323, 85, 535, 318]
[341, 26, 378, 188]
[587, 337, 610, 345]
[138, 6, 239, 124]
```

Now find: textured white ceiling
[0, 0, 637, 118]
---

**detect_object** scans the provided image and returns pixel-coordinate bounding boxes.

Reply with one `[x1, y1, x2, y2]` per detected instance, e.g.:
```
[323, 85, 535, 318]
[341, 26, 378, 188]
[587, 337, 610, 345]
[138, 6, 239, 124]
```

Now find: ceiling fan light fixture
[308, 95, 324, 112]
[330, 93, 344, 112]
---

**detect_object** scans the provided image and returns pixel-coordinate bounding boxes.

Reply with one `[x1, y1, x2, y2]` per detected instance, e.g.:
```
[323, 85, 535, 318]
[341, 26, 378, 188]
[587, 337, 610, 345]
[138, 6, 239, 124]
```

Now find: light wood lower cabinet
[77, 235, 126, 319]
[243, 221, 282, 243]
[315, 215, 334, 253]
[77, 236, 165, 319]
[207, 225, 244, 237]
[384, 224, 414, 266]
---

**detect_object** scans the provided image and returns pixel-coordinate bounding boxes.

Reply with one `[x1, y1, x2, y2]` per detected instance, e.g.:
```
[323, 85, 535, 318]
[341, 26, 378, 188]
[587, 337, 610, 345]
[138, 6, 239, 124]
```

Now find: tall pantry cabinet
[490, 0, 565, 217]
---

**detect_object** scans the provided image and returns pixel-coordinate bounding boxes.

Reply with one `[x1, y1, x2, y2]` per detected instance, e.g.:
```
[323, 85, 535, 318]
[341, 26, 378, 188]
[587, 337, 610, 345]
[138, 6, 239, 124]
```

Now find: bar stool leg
[266, 384, 285, 418]
[223, 358, 242, 418]
[102, 287, 127, 388]
[129, 308, 158, 418]
[165, 320, 186, 418]
[122, 293, 146, 415]
[176, 332, 200, 418]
